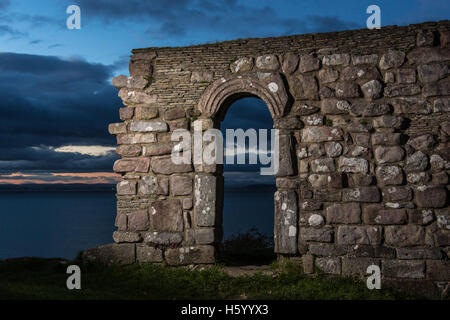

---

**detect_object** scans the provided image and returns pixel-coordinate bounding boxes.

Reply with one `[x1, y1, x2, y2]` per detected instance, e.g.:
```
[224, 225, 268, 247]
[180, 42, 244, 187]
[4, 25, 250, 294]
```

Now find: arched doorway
[196, 72, 297, 264]
[218, 96, 276, 265]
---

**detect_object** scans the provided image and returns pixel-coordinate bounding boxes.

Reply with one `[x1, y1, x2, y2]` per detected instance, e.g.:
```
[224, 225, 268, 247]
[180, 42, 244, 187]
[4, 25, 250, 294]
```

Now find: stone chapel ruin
[83, 21, 450, 296]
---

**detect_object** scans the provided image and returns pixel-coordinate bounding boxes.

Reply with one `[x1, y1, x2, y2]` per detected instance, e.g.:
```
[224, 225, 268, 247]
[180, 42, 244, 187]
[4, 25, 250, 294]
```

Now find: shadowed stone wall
[85, 21, 450, 296]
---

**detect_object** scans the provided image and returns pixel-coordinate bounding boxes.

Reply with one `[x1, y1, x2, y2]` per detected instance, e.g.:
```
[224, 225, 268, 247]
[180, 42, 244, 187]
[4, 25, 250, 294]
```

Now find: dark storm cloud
[0, 52, 121, 171]
[74, 0, 361, 40]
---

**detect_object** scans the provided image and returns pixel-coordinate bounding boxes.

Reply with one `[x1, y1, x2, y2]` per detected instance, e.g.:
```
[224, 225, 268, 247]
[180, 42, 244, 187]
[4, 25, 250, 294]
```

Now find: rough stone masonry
[83, 21, 450, 297]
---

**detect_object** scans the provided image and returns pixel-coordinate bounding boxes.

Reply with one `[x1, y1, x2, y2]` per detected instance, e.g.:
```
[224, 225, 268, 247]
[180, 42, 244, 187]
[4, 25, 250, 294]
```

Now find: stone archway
[85, 21, 450, 297]
[195, 71, 296, 257]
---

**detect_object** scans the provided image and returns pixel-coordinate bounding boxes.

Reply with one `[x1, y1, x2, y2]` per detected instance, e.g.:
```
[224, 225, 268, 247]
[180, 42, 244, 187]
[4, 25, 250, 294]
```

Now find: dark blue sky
[0, 0, 448, 184]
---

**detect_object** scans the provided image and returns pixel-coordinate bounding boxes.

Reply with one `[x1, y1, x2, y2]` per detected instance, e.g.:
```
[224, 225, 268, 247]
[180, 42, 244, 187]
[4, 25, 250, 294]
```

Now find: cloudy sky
[0, 0, 448, 185]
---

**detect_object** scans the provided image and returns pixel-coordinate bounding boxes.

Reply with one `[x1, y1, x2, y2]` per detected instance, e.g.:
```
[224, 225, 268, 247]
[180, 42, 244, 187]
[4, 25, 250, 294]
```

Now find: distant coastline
[0, 184, 116, 192]
[0, 183, 276, 193]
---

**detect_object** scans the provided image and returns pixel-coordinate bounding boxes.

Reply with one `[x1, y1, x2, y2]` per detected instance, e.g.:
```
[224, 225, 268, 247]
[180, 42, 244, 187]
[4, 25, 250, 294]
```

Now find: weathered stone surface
[407, 47, 450, 64]
[281, 53, 299, 74]
[112, 75, 128, 89]
[376, 166, 403, 185]
[308, 174, 327, 189]
[335, 81, 360, 98]
[423, 81, 450, 97]
[128, 210, 149, 231]
[373, 115, 404, 130]
[383, 260, 425, 279]
[163, 106, 185, 121]
[352, 54, 378, 65]
[119, 107, 134, 120]
[321, 99, 350, 114]
[372, 133, 401, 146]
[408, 134, 435, 151]
[150, 199, 183, 232]
[136, 245, 163, 263]
[194, 228, 215, 244]
[340, 66, 380, 81]
[426, 260, 450, 281]
[194, 175, 217, 227]
[143, 231, 182, 245]
[139, 175, 169, 195]
[434, 98, 450, 112]
[117, 180, 136, 195]
[309, 244, 350, 256]
[134, 107, 158, 120]
[274, 190, 298, 254]
[117, 133, 156, 144]
[349, 102, 390, 117]
[130, 121, 168, 132]
[300, 227, 333, 242]
[363, 205, 407, 224]
[415, 186, 447, 208]
[82, 244, 136, 265]
[325, 142, 343, 158]
[303, 114, 323, 126]
[191, 71, 213, 83]
[256, 54, 279, 71]
[115, 213, 127, 231]
[301, 126, 343, 142]
[391, 97, 432, 114]
[326, 202, 361, 224]
[379, 50, 405, 69]
[343, 186, 381, 202]
[108, 123, 127, 135]
[430, 154, 450, 170]
[361, 80, 383, 99]
[308, 214, 324, 227]
[151, 156, 193, 174]
[230, 57, 254, 73]
[116, 145, 142, 157]
[310, 158, 335, 173]
[290, 74, 318, 100]
[338, 157, 368, 173]
[143, 143, 173, 156]
[298, 54, 320, 72]
[417, 64, 449, 83]
[374, 146, 405, 164]
[277, 135, 295, 176]
[119, 89, 157, 106]
[113, 158, 150, 173]
[397, 68, 416, 84]
[292, 103, 319, 115]
[165, 245, 215, 265]
[397, 248, 442, 260]
[318, 69, 339, 83]
[416, 30, 435, 47]
[113, 231, 142, 243]
[405, 151, 429, 172]
[347, 174, 374, 187]
[337, 226, 381, 245]
[274, 116, 303, 129]
[384, 84, 421, 97]
[385, 225, 425, 246]
[342, 257, 380, 276]
[315, 257, 341, 274]
[382, 186, 412, 202]
[171, 175, 192, 196]
[322, 53, 350, 66]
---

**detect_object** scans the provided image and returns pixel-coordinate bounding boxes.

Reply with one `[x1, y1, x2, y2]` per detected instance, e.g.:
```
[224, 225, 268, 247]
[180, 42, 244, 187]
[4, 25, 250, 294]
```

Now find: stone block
[150, 199, 183, 232]
[326, 202, 361, 224]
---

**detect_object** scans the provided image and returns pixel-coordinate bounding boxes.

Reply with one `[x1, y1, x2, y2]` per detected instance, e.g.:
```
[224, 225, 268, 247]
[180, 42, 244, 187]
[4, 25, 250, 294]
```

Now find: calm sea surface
[0, 189, 274, 260]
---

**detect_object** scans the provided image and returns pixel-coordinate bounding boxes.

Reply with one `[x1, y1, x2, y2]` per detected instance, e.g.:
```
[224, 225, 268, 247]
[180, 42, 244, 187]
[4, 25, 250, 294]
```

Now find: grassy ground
[0, 257, 425, 300]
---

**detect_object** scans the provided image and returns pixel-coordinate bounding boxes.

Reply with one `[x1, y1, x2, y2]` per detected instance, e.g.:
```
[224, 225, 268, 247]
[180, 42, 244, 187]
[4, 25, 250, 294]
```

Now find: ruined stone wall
[102, 21, 450, 295]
